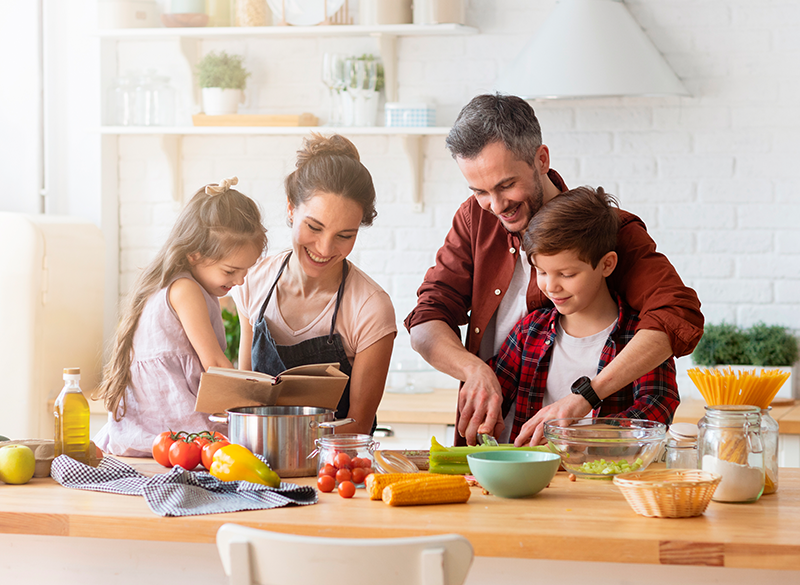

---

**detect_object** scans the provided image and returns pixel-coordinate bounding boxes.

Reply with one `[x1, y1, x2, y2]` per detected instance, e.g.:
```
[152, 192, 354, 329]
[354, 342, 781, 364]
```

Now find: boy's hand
[457, 362, 505, 446]
[514, 394, 592, 447]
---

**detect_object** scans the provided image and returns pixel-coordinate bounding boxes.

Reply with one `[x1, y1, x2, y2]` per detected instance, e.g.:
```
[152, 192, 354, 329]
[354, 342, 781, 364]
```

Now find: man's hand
[457, 362, 505, 445]
[514, 393, 591, 447]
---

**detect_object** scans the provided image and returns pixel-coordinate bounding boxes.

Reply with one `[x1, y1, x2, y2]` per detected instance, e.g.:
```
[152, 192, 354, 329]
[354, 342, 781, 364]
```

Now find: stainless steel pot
[209, 406, 354, 477]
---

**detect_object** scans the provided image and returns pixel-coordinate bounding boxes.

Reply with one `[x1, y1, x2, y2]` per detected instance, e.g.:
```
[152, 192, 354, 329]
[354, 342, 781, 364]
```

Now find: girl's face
[189, 243, 262, 298]
[288, 191, 363, 279]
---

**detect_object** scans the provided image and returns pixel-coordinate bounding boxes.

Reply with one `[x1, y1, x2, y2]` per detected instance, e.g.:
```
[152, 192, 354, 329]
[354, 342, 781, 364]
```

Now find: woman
[232, 133, 396, 434]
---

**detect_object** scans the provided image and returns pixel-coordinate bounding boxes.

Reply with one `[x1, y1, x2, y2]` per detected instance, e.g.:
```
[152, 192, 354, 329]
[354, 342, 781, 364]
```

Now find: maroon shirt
[404, 169, 704, 359]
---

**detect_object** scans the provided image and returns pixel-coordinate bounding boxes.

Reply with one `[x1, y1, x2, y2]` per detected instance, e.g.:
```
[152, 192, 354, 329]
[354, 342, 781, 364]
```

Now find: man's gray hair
[445, 94, 543, 165]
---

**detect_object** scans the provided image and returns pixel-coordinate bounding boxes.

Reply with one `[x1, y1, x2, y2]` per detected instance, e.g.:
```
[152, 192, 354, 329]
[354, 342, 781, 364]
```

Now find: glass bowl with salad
[544, 418, 667, 479]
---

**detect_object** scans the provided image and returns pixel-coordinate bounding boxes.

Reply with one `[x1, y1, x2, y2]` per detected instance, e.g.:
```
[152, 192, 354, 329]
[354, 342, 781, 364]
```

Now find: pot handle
[311, 417, 355, 429]
[208, 413, 228, 424]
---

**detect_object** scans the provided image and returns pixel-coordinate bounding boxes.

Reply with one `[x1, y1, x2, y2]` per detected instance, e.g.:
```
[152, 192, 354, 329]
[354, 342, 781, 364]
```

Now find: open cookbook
[194, 363, 349, 414]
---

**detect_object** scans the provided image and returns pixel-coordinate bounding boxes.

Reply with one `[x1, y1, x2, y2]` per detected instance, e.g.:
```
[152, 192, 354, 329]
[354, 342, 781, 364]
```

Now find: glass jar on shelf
[761, 407, 779, 494]
[106, 76, 135, 126]
[698, 405, 764, 503]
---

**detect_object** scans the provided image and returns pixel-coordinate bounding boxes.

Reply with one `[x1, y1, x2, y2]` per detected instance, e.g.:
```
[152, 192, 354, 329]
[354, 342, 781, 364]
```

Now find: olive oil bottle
[54, 367, 90, 464]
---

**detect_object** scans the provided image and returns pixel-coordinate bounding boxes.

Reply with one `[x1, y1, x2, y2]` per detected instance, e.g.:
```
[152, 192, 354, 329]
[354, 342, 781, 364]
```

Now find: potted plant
[692, 322, 799, 399]
[196, 50, 250, 115]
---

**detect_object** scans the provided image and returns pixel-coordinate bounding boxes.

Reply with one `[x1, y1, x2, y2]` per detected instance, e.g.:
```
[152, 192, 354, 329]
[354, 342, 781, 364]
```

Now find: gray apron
[251, 252, 376, 432]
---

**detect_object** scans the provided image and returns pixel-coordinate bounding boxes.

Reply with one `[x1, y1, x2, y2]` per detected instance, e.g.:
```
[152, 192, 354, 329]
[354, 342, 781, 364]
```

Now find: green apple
[0, 444, 36, 485]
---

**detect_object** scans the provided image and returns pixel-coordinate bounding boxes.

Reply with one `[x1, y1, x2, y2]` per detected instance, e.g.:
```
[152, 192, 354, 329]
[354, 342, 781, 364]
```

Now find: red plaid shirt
[492, 296, 679, 442]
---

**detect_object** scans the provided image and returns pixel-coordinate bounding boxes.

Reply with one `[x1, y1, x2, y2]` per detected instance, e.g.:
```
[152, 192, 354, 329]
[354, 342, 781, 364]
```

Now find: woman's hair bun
[295, 133, 360, 168]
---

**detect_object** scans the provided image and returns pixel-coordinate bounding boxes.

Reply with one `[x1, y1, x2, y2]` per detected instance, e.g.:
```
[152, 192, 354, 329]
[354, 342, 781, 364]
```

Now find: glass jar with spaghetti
[698, 405, 764, 503]
[761, 407, 779, 494]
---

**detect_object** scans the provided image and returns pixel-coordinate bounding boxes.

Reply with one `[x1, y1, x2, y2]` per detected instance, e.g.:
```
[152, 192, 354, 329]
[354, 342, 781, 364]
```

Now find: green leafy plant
[221, 307, 241, 365]
[692, 322, 798, 367]
[196, 51, 250, 90]
[746, 323, 799, 366]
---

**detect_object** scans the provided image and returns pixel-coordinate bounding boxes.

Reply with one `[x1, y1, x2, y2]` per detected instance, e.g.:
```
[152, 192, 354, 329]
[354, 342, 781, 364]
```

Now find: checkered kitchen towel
[51, 455, 317, 517]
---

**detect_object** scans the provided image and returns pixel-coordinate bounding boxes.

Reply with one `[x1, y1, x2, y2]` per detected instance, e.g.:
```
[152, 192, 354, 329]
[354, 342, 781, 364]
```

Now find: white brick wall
[113, 0, 800, 395]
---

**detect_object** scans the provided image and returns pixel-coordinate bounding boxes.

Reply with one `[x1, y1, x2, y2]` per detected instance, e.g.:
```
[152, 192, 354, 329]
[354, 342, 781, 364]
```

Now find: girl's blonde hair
[96, 181, 267, 420]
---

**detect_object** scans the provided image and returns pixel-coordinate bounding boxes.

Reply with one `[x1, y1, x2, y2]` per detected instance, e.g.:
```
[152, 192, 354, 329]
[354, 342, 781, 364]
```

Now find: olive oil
[54, 367, 90, 464]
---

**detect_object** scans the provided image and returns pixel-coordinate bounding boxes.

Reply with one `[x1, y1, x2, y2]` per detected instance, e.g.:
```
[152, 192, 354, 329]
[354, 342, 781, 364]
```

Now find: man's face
[456, 141, 545, 234]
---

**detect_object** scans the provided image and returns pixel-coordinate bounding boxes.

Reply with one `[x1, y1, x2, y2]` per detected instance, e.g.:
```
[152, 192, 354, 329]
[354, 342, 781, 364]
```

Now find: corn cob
[382, 474, 471, 507]
[365, 473, 422, 500]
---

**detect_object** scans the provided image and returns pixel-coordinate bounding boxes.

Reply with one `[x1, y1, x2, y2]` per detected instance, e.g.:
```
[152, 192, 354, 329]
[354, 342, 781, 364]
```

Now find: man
[404, 94, 703, 446]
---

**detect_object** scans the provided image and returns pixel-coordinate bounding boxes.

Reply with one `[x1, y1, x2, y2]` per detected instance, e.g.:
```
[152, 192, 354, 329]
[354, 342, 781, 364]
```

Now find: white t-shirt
[479, 253, 531, 442]
[544, 319, 618, 407]
[231, 251, 397, 364]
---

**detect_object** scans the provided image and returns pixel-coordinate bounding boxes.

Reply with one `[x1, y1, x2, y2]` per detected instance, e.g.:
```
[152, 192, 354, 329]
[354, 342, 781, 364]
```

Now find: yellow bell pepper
[210, 444, 281, 487]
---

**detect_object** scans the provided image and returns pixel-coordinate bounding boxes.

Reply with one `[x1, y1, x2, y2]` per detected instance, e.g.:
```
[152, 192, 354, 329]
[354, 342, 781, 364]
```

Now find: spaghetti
[687, 366, 790, 409]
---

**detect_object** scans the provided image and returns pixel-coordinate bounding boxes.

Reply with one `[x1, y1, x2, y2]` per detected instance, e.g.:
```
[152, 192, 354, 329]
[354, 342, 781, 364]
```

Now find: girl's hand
[169, 277, 233, 370]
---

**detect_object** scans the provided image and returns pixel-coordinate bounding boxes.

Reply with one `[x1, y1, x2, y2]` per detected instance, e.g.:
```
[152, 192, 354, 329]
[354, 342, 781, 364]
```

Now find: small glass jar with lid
[665, 422, 698, 470]
[312, 434, 378, 486]
[761, 407, 779, 494]
[698, 405, 764, 503]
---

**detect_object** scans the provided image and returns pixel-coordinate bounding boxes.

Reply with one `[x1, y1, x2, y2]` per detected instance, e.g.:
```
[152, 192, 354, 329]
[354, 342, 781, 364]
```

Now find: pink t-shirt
[232, 251, 397, 363]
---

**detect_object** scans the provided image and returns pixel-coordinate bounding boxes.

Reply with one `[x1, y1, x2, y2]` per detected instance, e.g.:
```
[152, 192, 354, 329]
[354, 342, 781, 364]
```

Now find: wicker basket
[613, 469, 721, 518]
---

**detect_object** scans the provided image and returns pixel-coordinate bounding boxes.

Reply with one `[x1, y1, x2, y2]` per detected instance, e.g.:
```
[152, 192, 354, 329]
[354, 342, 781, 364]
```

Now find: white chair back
[216, 523, 474, 585]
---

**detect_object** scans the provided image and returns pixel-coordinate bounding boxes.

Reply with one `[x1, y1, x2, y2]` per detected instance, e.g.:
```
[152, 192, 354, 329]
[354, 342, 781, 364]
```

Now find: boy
[492, 186, 679, 447]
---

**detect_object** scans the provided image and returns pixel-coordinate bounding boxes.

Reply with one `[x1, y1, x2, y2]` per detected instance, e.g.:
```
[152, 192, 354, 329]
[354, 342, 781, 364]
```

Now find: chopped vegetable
[576, 458, 644, 476]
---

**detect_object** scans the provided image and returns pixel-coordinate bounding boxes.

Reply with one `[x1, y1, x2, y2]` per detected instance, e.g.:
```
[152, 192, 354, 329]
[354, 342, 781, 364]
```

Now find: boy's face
[532, 249, 617, 317]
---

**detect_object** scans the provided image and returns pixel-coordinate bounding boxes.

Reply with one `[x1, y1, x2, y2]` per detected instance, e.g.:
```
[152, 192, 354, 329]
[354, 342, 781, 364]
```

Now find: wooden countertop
[377, 387, 458, 426]
[2, 458, 799, 570]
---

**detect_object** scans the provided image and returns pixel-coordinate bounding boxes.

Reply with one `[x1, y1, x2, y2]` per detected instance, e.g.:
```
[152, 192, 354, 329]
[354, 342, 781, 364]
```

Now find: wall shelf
[96, 23, 478, 40]
[98, 125, 450, 135]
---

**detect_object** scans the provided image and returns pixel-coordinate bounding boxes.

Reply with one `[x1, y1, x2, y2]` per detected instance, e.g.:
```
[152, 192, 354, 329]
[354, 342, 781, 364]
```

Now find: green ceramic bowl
[467, 450, 561, 498]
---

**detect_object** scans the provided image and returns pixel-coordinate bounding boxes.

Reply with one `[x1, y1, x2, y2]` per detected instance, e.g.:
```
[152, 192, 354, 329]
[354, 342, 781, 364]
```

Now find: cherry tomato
[349, 456, 362, 468]
[201, 439, 230, 470]
[319, 463, 337, 478]
[317, 474, 335, 493]
[193, 435, 211, 449]
[169, 438, 202, 470]
[335, 468, 352, 483]
[351, 467, 367, 485]
[337, 480, 356, 498]
[152, 430, 182, 467]
[334, 452, 351, 470]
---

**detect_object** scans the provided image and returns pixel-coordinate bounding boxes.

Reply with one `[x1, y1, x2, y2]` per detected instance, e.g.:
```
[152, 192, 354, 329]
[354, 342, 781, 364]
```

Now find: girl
[94, 177, 267, 456]
[232, 134, 396, 435]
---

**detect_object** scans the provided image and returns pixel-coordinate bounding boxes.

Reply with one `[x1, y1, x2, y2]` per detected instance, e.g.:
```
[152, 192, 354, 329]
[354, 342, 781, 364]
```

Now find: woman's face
[288, 191, 363, 279]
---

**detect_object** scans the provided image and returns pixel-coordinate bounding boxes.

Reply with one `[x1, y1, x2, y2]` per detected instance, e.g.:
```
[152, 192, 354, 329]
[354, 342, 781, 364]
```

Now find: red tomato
[351, 467, 367, 484]
[337, 480, 356, 498]
[334, 452, 351, 470]
[317, 474, 335, 493]
[152, 431, 181, 467]
[335, 468, 352, 483]
[193, 436, 211, 449]
[319, 463, 337, 478]
[349, 456, 362, 468]
[201, 440, 230, 470]
[169, 439, 202, 470]
[209, 431, 228, 442]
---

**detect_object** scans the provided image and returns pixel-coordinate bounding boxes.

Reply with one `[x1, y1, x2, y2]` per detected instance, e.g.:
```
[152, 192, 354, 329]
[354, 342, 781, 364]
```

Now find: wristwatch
[570, 376, 603, 409]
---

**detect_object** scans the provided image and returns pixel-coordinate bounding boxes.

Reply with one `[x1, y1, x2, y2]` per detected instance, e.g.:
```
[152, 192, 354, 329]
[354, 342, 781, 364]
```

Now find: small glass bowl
[544, 418, 667, 479]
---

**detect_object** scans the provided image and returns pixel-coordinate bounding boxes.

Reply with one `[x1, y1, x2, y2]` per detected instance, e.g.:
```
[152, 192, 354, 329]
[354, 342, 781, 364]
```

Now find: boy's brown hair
[523, 186, 620, 268]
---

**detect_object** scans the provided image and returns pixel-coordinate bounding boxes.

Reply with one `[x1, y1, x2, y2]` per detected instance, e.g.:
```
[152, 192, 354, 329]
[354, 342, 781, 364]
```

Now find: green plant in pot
[196, 51, 250, 116]
[692, 322, 799, 398]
